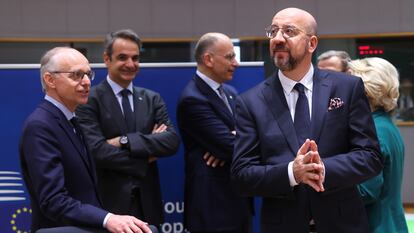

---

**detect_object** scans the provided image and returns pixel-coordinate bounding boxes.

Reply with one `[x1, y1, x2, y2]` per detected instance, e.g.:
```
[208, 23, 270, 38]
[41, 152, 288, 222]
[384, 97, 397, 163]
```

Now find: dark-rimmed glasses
[51, 70, 95, 82]
[265, 25, 312, 39]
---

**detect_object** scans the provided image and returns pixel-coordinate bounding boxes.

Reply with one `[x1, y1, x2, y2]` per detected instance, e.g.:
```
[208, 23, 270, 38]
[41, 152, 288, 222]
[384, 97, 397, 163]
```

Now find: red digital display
[358, 45, 384, 55]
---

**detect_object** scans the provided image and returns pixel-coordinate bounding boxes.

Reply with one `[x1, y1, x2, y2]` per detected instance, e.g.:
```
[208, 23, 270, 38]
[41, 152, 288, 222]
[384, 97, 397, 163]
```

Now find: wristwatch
[119, 135, 129, 149]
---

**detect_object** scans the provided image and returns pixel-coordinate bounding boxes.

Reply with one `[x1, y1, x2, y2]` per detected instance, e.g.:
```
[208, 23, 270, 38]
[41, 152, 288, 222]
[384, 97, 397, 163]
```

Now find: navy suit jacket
[177, 76, 251, 232]
[76, 80, 180, 227]
[19, 100, 107, 232]
[231, 69, 383, 233]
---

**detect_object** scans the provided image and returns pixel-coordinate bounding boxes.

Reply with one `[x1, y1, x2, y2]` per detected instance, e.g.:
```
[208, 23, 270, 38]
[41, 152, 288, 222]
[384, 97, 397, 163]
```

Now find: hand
[309, 140, 325, 191]
[107, 136, 121, 148]
[106, 214, 153, 233]
[152, 124, 167, 134]
[148, 155, 158, 163]
[203, 152, 225, 168]
[292, 139, 325, 192]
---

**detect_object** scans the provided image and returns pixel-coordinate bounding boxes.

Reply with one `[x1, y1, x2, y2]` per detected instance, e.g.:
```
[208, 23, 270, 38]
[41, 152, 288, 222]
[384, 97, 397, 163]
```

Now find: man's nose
[232, 58, 239, 67]
[80, 75, 91, 86]
[271, 29, 286, 43]
[125, 57, 137, 67]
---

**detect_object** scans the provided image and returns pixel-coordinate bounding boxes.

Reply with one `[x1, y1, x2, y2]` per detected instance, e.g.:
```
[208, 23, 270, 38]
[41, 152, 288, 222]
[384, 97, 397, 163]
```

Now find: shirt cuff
[288, 161, 299, 187]
[321, 161, 326, 183]
[103, 212, 112, 228]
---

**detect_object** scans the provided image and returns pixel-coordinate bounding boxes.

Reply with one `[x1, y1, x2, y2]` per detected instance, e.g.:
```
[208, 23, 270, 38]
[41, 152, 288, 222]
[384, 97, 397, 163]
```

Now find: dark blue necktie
[70, 117, 87, 154]
[70, 117, 93, 167]
[120, 89, 136, 132]
[70, 117, 84, 143]
[294, 83, 311, 145]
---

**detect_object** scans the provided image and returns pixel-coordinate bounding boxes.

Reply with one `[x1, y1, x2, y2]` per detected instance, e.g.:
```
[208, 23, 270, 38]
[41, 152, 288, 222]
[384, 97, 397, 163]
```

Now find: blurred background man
[317, 50, 351, 73]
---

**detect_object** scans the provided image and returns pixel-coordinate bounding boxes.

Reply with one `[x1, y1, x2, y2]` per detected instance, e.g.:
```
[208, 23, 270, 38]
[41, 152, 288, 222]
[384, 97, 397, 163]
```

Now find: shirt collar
[107, 75, 134, 95]
[278, 65, 314, 95]
[196, 70, 221, 91]
[44, 95, 75, 120]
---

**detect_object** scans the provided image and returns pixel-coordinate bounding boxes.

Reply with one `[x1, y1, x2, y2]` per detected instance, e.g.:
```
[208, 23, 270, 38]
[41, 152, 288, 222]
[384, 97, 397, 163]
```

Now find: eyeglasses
[51, 70, 95, 82]
[265, 25, 311, 39]
[211, 52, 237, 62]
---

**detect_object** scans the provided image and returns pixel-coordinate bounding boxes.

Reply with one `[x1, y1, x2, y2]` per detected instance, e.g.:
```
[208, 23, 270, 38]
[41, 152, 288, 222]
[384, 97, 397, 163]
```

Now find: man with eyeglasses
[177, 32, 252, 233]
[19, 47, 155, 233]
[76, 29, 180, 230]
[230, 8, 383, 233]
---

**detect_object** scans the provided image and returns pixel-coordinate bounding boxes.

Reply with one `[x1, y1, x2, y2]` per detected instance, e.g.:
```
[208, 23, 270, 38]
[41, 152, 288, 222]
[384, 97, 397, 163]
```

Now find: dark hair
[104, 29, 141, 58]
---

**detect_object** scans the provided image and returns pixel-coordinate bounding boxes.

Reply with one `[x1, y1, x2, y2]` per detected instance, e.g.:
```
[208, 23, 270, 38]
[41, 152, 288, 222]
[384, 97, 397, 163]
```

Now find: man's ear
[308, 35, 318, 53]
[44, 72, 56, 89]
[203, 53, 214, 68]
[103, 52, 111, 65]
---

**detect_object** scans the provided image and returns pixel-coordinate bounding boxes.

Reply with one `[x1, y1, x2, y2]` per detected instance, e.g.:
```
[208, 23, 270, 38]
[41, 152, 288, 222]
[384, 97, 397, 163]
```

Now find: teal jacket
[358, 111, 408, 233]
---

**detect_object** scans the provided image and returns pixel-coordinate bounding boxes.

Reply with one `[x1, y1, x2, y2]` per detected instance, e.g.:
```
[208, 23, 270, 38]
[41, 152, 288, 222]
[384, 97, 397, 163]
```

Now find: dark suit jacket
[177, 76, 251, 232]
[231, 69, 383, 233]
[76, 79, 180, 227]
[19, 100, 107, 232]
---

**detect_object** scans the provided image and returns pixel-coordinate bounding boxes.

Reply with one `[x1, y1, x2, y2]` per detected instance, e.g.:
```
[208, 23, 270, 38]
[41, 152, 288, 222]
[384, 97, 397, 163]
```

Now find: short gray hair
[194, 33, 223, 64]
[317, 50, 351, 72]
[39, 47, 71, 92]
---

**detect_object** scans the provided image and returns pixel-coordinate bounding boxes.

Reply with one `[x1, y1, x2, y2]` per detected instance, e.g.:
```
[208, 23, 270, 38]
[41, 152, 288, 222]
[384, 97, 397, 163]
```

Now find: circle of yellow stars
[10, 207, 32, 233]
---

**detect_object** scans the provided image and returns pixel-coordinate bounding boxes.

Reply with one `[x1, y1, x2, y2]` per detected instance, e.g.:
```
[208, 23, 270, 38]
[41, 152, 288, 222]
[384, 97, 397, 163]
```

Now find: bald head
[194, 32, 232, 64]
[273, 7, 317, 35]
[40, 47, 89, 92]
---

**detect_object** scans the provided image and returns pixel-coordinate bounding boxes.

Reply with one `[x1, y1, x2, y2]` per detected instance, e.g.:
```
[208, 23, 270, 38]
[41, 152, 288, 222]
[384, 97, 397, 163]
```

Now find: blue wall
[0, 63, 265, 233]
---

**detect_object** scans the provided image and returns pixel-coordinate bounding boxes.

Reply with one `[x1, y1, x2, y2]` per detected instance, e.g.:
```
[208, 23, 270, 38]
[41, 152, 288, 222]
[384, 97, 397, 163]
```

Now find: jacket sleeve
[177, 96, 235, 161]
[20, 120, 108, 227]
[128, 93, 180, 159]
[322, 78, 383, 191]
[231, 95, 293, 197]
[76, 89, 179, 177]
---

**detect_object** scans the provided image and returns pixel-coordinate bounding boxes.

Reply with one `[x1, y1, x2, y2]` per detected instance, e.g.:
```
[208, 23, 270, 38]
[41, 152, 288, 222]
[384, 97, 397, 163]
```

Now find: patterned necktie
[120, 89, 136, 132]
[217, 85, 233, 114]
[293, 83, 311, 145]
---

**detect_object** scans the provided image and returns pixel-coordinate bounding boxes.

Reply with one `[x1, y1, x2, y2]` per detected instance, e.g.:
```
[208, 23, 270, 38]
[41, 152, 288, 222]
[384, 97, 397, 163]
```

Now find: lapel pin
[138, 97, 143, 101]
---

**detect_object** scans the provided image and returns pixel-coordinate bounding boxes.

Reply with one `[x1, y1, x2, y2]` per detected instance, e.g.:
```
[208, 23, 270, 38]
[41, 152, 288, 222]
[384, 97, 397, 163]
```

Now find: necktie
[70, 117, 86, 148]
[293, 83, 311, 145]
[217, 85, 233, 114]
[70, 117, 93, 167]
[120, 89, 136, 132]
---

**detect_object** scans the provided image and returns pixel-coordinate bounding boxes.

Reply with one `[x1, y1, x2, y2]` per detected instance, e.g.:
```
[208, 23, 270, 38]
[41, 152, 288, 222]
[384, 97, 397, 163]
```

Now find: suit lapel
[311, 69, 332, 142]
[194, 76, 234, 126]
[262, 74, 299, 154]
[132, 87, 147, 131]
[99, 80, 129, 134]
[41, 101, 95, 178]
[222, 85, 236, 114]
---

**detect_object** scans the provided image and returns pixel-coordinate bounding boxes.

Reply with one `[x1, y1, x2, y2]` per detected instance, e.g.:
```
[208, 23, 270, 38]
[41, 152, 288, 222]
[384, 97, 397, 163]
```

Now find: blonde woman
[349, 57, 408, 233]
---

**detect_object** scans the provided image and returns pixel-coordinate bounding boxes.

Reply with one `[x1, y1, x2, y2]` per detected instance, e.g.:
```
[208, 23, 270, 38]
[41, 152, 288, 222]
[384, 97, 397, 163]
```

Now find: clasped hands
[292, 139, 325, 192]
[106, 123, 167, 163]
